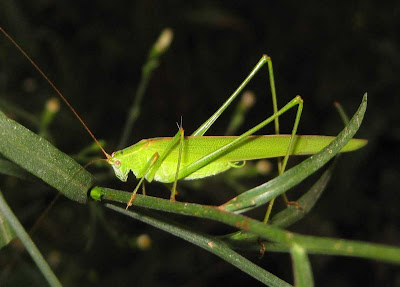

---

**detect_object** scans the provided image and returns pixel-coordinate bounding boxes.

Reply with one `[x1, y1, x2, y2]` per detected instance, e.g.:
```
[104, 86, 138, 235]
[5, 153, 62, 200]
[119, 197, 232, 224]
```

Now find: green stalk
[0, 191, 61, 287]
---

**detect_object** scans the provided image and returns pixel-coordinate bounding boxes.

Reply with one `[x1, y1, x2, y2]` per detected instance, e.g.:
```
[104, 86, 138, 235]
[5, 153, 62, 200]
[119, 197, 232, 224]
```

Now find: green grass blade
[221, 93, 367, 213]
[106, 204, 292, 287]
[0, 207, 17, 249]
[215, 158, 335, 244]
[0, 110, 94, 203]
[92, 186, 400, 264]
[270, 160, 336, 228]
[290, 244, 314, 287]
[218, 160, 335, 247]
[0, 190, 61, 287]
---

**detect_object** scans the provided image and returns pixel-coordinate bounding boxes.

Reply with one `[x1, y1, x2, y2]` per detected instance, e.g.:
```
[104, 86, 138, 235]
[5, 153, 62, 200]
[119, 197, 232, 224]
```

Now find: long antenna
[0, 27, 111, 160]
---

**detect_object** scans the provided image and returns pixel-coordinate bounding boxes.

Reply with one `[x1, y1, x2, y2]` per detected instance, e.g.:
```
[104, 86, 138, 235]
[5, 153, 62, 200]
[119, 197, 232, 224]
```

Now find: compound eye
[115, 160, 121, 166]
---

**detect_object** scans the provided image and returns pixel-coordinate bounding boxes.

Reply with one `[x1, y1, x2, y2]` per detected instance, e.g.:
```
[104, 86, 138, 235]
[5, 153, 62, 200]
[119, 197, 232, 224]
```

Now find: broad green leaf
[0, 159, 36, 181]
[0, 110, 93, 203]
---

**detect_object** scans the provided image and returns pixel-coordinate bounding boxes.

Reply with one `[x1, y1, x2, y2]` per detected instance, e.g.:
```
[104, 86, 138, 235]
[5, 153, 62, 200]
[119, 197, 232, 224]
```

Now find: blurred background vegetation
[0, 1, 399, 286]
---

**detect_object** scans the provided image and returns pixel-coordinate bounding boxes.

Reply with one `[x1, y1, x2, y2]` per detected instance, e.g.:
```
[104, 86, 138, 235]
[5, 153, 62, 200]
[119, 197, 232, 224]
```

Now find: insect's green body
[0, 27, 367, 205]
[109, 135, 367, 183]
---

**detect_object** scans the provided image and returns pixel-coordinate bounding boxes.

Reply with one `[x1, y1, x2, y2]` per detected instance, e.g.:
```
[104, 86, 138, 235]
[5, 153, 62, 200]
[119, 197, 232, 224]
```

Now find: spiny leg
[176, 55, 302, 210]
[146, 127, 184, 182]
[263, 94, 304, 223]
[126, 152, 159, 209]
[177, 96, 304, 181]
[171, 55, 305, 181]
[187, 55, 302, 206]
[125, 152, 160, 209]
[126, 127, 184, 208]
[150, 56, 274, 202]
[262, 58, 303, 224]
[192, 55, 270, 136]
[250, 57, 303, 254]
[170, 127, 184, 201]
[144, 127, 184, 201]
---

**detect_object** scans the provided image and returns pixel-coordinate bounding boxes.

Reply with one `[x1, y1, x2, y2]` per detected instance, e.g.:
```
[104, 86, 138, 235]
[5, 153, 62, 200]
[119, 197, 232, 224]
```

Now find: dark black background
[0, 1, 399, 286]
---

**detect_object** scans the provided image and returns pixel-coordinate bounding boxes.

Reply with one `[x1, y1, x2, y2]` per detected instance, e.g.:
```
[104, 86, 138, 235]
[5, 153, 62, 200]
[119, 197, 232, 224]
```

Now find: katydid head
[108, 151, 129, 182]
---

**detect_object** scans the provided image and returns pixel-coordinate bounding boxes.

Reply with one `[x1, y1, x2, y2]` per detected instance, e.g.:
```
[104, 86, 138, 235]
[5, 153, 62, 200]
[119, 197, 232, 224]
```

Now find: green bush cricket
[0, 27, 367, 211]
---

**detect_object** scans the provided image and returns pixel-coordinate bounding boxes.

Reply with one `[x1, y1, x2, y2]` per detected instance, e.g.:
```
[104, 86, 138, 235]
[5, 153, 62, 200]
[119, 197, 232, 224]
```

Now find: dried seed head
[154, 28, 174, 54]
[46, 98, 60, 114]
[241, 90, 256, 109]
[256, 159, 272, 175]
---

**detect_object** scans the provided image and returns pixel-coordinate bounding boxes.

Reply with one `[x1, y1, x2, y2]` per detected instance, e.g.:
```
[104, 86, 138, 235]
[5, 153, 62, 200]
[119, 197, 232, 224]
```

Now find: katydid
[0, 27, 367, 210]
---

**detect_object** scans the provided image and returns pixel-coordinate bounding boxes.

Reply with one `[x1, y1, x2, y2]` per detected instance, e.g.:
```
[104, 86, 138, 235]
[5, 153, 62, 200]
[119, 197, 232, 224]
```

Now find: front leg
[127, 128, 184, 208]
[126, 152, 159, 209]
